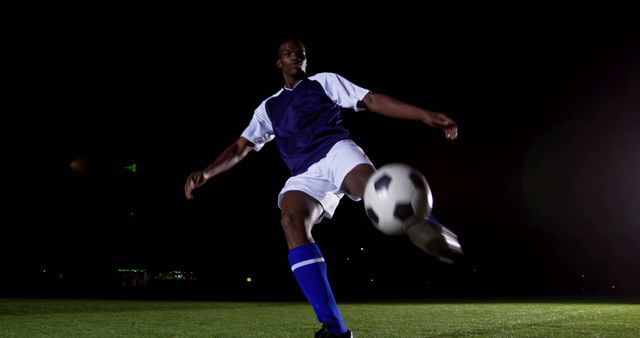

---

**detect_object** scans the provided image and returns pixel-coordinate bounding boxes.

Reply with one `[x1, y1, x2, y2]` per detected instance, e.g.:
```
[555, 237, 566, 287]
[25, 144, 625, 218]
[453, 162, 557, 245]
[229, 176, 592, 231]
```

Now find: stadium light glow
[117, 268, 146, 273]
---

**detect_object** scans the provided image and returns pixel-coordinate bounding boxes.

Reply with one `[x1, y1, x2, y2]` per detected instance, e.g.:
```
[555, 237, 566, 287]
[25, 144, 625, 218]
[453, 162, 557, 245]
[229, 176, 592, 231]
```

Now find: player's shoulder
[269, 88, 285, 98]
[253, 88, 284, 113]
[309, 72, 352, 89]
[260, 88, 285, 103]
[309, 72, 343, 82]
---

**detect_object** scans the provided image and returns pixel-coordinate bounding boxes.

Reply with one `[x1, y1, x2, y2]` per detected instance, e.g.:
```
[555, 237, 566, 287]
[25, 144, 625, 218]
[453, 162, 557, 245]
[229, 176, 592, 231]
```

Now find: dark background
[4, 11, 639, 300]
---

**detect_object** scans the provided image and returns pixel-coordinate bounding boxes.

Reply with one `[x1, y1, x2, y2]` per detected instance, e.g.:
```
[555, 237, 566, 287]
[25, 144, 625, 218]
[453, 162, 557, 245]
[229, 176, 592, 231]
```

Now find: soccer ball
[363, 163, 433, 236]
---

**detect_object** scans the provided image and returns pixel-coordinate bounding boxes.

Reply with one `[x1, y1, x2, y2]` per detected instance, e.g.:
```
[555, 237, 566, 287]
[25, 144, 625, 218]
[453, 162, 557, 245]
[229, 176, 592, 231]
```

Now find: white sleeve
[311, 72, 371, 112]
[240, 100, 275, 152]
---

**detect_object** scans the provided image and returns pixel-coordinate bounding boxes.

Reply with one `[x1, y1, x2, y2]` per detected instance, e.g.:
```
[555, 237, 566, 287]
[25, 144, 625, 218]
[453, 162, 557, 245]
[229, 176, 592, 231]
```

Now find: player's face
[277, 40, 307, 78]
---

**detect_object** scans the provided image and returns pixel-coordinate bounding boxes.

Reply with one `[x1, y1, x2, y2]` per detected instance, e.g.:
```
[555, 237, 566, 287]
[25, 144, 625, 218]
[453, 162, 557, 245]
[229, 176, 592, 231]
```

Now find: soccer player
[184, 38, 460, 338]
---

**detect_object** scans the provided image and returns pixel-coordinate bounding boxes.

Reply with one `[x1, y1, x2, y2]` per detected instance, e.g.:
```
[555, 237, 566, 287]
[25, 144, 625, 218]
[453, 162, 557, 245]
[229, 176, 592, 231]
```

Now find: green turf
[0, 299, 638, 337]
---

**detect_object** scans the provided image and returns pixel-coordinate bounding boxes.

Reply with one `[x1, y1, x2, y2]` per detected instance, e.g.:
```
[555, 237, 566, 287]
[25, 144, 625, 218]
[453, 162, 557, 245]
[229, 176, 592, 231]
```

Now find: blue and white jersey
[241, 72, 370, 176]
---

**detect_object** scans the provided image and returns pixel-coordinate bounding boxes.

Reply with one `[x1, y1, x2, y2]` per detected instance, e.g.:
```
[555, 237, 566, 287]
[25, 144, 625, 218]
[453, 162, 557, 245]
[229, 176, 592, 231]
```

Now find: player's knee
[280, 212, 304, 233]
[343, 164, 376, 198]
[281, 211, 314, 245]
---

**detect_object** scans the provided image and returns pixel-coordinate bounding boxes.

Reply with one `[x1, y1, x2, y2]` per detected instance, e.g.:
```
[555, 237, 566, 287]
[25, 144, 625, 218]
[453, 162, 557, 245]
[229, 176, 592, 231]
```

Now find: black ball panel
[366, 207, 379, 224]
[374, 174, 392, 191]
[393, 203, 414, 221]
[409, 172, 426, 191]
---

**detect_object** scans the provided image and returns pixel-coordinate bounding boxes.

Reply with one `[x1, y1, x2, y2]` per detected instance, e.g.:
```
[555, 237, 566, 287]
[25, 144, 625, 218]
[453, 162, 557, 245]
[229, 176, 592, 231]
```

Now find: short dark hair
[276, 37, 305, 57]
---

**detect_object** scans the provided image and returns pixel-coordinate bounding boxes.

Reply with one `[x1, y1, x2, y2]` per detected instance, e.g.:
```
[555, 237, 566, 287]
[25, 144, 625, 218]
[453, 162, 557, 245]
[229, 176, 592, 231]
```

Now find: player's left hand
[425, 112, 458, 140]
[184, 171, 207, 200]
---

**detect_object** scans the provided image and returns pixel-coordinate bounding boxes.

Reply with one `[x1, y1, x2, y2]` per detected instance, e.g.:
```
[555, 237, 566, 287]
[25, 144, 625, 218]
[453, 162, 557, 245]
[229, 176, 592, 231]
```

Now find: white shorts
[278, 139, 374, 221]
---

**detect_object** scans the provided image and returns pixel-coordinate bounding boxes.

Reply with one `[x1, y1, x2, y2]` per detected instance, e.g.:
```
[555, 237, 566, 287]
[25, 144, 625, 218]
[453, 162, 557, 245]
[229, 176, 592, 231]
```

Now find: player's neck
[284, 79, 302, 90]
[283, 73, 307, 90]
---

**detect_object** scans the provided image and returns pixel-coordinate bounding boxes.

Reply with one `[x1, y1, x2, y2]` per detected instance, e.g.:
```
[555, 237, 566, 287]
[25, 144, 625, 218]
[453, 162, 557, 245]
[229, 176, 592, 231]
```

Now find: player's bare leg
[280, 191, 323, 249]
[341, 163, 376, 198]
[281, 190, 351, 336]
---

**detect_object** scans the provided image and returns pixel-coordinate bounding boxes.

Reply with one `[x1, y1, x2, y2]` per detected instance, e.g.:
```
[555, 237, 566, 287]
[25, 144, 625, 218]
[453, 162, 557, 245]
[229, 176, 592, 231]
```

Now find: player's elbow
[361, 92, 384, 112]
[361, 92, 374, 107]
[234, 137, 254, 157]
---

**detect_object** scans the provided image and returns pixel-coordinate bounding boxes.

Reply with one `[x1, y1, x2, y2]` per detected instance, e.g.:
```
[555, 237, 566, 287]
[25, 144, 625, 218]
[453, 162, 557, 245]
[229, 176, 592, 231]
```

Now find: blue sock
[288, 243, 347, 334]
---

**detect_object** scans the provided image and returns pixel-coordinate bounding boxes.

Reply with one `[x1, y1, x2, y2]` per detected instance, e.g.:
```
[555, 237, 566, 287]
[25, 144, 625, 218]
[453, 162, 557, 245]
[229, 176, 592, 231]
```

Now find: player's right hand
[184, 171, 207, 200]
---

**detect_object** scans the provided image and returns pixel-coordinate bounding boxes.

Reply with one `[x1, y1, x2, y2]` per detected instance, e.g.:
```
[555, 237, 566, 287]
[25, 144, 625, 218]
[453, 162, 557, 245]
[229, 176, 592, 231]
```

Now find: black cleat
[315, 325, 353, 338]
[405, 215, 463, 264]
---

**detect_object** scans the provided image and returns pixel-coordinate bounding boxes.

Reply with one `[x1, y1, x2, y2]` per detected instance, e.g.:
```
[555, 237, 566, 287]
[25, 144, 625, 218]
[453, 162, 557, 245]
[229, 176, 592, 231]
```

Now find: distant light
[42, 269, 46, 273]
[117, 268, 146, 273]
[246, 277, 252, 283]
[370, 278, 374, 282]
[581, 274, 585, 278]
[611, 285, 616, 289]
[346, 257, 350, 261]
[360, 248, 364, 251]
[70, 158, 88, 174]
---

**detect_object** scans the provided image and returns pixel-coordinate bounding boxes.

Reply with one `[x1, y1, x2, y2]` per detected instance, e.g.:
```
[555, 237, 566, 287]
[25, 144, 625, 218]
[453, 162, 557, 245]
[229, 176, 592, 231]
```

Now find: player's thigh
[341, 163, 376, 199]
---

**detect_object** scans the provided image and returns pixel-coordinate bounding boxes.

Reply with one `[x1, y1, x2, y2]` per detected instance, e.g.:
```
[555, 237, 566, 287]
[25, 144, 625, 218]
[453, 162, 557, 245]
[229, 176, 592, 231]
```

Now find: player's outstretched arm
[358, 92, 458, 140]
[184, 137, 254, 200]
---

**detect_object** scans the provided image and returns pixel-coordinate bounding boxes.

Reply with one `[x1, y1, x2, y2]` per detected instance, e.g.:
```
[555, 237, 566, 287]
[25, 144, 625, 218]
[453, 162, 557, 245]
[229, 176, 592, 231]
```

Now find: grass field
[1, 298, 638, 337]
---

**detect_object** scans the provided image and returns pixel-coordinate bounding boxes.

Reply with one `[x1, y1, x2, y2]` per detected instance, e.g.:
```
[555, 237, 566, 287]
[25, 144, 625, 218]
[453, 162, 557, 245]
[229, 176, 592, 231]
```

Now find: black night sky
[5, 12, 640, 299]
